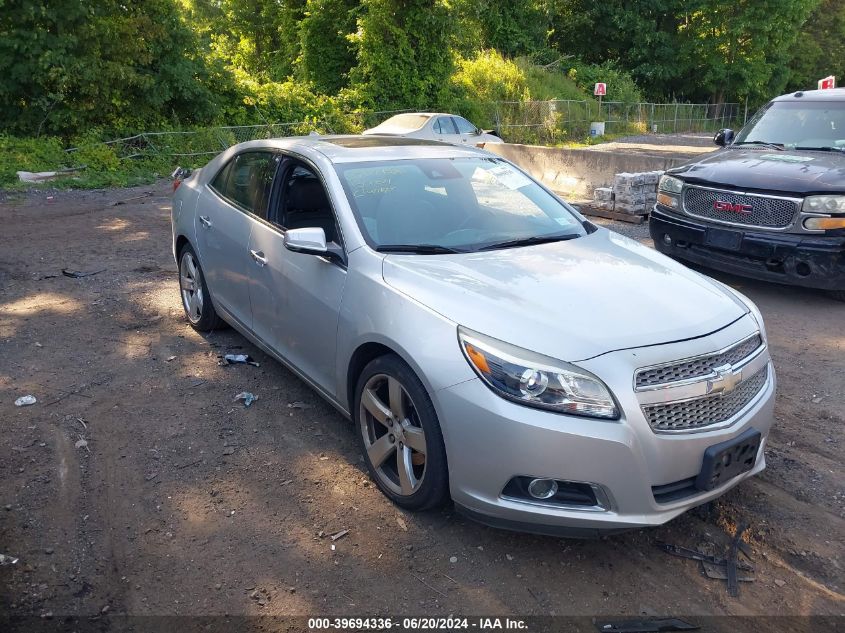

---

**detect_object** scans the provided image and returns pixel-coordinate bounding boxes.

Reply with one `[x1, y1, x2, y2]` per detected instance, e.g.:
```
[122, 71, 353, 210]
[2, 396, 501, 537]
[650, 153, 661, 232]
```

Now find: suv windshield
[335, 157, 586, 252]
[734, 100, 845, 150]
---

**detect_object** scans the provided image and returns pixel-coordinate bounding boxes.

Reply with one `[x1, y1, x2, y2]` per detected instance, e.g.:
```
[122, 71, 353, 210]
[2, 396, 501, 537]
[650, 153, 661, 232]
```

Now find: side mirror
[284, 227, 328, 254]
[284, 227, 345, 264]
[714, 128, 735, 147]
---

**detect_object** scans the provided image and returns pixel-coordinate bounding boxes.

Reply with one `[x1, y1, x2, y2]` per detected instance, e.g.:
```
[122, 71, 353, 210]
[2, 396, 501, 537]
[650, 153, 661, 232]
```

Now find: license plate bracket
[695, 428, 761, 491]
[704, 227, 743, 251]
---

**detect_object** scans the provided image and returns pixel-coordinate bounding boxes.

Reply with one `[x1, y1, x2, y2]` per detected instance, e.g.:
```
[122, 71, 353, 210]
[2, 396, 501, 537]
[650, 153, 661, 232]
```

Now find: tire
[828, 290, 845, 302]
[178, 244, 224, 331]
[354, 354, 449, 511]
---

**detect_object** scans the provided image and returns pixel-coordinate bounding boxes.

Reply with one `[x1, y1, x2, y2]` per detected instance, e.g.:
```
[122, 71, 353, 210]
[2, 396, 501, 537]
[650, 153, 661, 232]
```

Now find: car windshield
[369, 114, 430, 133]
[334, 157, 586, 252]
[734, 100, 845, 150]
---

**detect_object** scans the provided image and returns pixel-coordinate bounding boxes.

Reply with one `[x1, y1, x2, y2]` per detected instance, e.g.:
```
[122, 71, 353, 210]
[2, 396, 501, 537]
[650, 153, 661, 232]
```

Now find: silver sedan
[171, 136, 775, 536]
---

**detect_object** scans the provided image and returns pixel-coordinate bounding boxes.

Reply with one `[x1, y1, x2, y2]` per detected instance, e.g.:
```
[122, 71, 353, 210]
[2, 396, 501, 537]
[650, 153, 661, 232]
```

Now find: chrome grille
[642, 367, 768, 432]
[636, 335, 763, 389]
[683, 186, 797, 228]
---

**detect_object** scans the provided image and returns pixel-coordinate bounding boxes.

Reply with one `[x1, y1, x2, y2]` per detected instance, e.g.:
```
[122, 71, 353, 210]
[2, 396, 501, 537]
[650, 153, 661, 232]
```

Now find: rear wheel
[354, 354, 449, 511]
[179, 245, 223, 331]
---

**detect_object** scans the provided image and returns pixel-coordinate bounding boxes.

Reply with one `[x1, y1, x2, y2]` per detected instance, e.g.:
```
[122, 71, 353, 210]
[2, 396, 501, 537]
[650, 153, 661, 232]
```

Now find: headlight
[658, 175, 684, 194]
[457, 327, 619, 419]
[802, 195, 845, 213]
[713, 281, 768, 343]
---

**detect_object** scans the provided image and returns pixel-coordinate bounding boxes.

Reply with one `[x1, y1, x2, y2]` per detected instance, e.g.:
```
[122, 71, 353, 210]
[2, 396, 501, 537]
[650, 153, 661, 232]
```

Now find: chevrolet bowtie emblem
[706, 364, 742, 395]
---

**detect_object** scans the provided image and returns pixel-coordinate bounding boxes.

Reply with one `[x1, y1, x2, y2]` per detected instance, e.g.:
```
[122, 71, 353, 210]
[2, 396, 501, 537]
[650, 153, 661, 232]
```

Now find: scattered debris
[288, 401, 314, 410]
[396, 516, 408, 531]
[62, 268, 105, 279]
[656, 526, 755, 597]
[222, 446, 236, 455]
[234, 392, 259, 407]
[594, 618, 699, 632]
[35, 342, 43, 348]
[330, 529, 349, 542]
[165, 355, 176, 362]
[219, 354, 260, 367]
[449, 556, 458, 563]
[17, 166, 85, 183]
[75, 437, 89, 452]
[774, 579, 786, 588]
[113, 192, 153, 206]
[0, 553, 19, 566]
[280, 479, 293, 486]
[413, 574, 447, 598]
[726, 522, 748, 597]
[14, 395, 37, 407]
[144, 472, 158, 481]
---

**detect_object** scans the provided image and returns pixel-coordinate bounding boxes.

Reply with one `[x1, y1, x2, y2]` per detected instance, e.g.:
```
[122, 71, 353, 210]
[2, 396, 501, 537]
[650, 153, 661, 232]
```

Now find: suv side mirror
[714, 128, 735, 147]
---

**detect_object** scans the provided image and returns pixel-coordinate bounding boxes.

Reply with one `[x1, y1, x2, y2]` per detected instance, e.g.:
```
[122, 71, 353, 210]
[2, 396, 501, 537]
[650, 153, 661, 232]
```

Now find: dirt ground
[0, 182, 842, 627]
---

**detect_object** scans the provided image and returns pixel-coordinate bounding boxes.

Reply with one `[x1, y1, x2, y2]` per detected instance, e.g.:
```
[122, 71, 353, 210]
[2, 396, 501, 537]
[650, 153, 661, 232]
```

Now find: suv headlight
[658, 175, 684, 194]
[802, 195, 845, 213]
[458, 327, 619, 419]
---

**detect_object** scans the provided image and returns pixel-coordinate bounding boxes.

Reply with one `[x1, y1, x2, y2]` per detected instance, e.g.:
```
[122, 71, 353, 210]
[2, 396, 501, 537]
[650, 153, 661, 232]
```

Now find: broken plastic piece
[234, 392, 259, 407]
[62, 268, 105, 279]
[594, 618, 699, 633]
[14, 395, 36, 407]
[0, 553, 19, 566]
[219, 354, 259, 367]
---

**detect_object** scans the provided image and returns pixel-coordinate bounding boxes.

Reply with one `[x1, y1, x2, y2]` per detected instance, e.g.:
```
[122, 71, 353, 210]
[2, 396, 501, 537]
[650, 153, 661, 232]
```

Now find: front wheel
[354, 354, 449, 511]
[178, 245, 223, 331]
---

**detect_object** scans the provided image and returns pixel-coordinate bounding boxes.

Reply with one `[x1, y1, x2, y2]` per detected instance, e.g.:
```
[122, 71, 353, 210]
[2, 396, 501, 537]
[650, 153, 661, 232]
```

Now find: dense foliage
[0, 0, 840, 145]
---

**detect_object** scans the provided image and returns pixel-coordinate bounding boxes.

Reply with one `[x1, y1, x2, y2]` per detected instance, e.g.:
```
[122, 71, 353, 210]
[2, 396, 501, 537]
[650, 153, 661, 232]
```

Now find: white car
[363, 112, 503, 146]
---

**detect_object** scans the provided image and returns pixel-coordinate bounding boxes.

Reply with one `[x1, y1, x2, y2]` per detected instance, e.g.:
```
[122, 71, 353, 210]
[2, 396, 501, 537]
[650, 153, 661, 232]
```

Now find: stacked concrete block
[590, 170, 664, 215]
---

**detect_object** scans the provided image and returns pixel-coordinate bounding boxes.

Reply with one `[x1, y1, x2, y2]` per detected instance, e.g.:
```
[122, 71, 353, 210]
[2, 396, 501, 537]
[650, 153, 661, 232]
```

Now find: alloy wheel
[180, 252, 204, 324]
[359, 373, 428, 496]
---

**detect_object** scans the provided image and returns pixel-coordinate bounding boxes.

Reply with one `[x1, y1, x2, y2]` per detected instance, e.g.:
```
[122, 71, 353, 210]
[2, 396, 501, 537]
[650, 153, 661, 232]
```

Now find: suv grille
[683, 186, 797, 228]
[636, 335, 762, 389]
[642, 367, 768, 432]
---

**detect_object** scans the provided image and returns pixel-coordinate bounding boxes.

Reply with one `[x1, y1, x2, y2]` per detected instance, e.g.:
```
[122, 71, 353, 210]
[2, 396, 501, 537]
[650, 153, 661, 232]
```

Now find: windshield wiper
[792, 146, 845, 153]
[476, 233, 580, 251]
[733, 141, 784, 151]
[375, 244, 465, 254]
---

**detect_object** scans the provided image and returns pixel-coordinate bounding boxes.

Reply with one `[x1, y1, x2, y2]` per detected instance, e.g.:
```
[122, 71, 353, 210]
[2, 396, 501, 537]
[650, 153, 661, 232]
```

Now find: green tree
[0, 0, 223, 137]
[299, 0, 359, 93]
[455, 0, 548, 57]
[350, 0, 455, 110]
[786, 0, 843, 91]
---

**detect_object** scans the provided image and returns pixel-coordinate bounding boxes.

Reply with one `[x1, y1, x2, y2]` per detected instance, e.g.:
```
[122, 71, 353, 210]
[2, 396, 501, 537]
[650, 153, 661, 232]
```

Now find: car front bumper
[650, 207, 845, 291]
[434, 318, 776, 537]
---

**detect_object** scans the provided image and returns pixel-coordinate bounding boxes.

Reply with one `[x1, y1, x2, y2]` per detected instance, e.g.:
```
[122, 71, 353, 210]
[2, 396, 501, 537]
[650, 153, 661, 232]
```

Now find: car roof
[773, 88, 845, 102]
[228, 135, 490, 164]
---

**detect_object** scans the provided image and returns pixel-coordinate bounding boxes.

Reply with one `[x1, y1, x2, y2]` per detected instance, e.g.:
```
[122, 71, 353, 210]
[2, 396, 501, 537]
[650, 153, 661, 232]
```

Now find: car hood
[672, 147, 845, 194]
[381, 230, 747, 362]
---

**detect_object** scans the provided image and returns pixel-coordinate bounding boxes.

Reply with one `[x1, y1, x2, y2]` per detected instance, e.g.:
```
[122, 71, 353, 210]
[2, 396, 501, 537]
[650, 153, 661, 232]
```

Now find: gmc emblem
[714, 200, 753, 214]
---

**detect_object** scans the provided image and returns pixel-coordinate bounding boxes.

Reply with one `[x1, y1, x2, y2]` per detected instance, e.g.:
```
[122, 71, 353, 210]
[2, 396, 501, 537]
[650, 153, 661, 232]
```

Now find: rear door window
[434, 117, 457, 135]
[210, 151, 279, 219]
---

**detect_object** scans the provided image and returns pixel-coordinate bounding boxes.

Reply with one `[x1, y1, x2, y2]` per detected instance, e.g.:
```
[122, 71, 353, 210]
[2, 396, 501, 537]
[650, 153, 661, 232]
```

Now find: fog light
[527, 478, 558, 500]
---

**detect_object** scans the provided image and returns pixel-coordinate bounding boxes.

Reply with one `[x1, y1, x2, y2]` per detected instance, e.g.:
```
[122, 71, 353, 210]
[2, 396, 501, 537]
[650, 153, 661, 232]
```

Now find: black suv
[649, 88, 845, 300]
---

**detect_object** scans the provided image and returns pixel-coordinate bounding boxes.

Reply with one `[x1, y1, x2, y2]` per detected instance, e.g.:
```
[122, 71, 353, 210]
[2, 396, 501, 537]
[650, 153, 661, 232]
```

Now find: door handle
[199, 215, 212, 228]
[249, 249, 267, 266]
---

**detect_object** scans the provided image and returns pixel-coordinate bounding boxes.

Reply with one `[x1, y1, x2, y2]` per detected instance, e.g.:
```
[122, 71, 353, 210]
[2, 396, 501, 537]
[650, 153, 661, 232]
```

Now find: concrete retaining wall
[486, 143, 693, 198]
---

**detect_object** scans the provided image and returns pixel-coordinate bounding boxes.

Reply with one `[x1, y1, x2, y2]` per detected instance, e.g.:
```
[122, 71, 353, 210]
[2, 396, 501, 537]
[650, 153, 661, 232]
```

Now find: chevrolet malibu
[171, 136, 775, 536]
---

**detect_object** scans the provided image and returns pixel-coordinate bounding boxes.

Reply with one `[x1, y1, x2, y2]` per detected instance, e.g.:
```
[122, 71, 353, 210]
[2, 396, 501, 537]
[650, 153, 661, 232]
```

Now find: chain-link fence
[487, 100, 744, 145]
[78, 102, 742, 167]
[72, 109, 413, 166]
